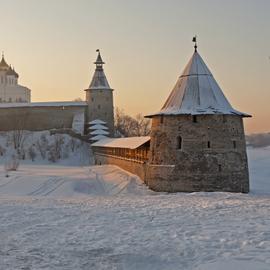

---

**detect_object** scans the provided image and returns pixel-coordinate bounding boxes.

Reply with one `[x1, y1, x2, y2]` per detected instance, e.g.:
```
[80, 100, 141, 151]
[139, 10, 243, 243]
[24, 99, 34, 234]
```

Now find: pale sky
[0, 0, 269, 134]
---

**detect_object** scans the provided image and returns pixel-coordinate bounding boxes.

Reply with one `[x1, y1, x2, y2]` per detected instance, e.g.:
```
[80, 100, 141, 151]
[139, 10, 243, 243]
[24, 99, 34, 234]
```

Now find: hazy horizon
[1, 0, 269, 134]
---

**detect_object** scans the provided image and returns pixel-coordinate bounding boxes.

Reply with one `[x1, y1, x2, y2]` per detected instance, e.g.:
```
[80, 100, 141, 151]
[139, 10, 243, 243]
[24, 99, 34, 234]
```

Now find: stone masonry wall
[86, 89, 114, 135]
[147, 114, 249, 193]
[0, 105, 86, 131]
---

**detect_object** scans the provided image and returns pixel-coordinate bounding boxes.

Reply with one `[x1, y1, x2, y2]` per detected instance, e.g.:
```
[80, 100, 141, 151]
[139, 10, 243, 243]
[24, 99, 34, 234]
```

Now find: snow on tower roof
[90, 129, 110, 135]
[87, 50, 112, 90]
[90, 135, 109, 141]
[91, 136, 150, 149]
[88, 119, 107, 125]
[146, 49, 251, 118]
[88, 124, 108, 130]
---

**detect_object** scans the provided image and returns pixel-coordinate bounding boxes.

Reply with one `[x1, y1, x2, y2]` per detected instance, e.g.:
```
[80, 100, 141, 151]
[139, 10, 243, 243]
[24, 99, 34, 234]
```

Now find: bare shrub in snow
[48, 135, 64, 162]
[62, 144, 70, 159]
[4, 154, 20, 171]
[36, 134, 49, 159]
[70, 137, 77, 152]
[0, 145, 6, 156]
[28, 146, 37, 161]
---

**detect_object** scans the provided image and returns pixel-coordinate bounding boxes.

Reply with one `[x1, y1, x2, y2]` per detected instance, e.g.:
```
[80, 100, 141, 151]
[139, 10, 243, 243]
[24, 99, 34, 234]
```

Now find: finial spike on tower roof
[192, 36, 198, 52]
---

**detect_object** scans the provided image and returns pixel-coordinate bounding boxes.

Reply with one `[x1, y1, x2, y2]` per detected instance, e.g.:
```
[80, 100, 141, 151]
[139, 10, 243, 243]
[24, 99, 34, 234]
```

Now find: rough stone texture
[0, 105, 86, 131]
[85, 89, 114, 136]
[146, 114, 250, 193]
[94, 153, 147, 181]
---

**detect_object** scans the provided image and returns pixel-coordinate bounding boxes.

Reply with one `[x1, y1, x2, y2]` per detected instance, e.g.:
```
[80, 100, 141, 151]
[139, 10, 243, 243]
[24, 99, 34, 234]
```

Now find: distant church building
[0, 50, 114, 136]
[0, 54, 31, 103]
[92, 41, 251, 193]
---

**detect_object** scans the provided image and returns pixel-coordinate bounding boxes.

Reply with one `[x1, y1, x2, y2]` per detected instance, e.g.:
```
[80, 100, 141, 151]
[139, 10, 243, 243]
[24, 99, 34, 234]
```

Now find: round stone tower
[85, 50, 114, 136]
[145, 42, 251, 193]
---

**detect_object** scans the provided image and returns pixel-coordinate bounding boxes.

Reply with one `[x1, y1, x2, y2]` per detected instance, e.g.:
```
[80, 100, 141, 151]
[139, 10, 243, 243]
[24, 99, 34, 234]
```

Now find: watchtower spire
[192, 36, 198, 52]
[94, 49, 105, 70]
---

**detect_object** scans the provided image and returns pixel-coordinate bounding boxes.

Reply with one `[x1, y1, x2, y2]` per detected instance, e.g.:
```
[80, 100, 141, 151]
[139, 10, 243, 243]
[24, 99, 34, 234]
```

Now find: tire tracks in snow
[27, 177, 66, 196]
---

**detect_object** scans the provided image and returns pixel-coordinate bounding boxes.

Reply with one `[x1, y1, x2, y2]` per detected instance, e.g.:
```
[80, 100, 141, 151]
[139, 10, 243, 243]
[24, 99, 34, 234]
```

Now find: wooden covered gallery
[91, 136, 150, 164]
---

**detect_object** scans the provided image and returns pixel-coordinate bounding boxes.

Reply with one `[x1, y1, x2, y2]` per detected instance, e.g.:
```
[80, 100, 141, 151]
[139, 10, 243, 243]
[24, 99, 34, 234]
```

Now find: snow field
[0, 146, 269, 269]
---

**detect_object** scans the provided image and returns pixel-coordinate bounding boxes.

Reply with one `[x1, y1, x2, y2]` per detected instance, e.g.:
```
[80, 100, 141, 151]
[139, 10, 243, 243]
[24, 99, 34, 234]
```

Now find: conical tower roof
[87, 50, 112, 90]
[146, 48, 250, 117]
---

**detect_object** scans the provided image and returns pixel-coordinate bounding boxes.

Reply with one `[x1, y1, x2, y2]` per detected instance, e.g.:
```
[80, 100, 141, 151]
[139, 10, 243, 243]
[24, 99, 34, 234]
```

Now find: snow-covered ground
[0, 147, 270, 269]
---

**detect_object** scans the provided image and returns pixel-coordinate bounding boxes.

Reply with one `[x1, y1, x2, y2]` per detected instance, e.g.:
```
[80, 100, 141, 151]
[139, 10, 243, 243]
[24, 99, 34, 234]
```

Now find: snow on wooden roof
[0, 101, 87, 108]
[89, 119, 107, 125]
[146, 51, 251, 118]
[88, 124, 108, 130]
[91, 136, 150, 149]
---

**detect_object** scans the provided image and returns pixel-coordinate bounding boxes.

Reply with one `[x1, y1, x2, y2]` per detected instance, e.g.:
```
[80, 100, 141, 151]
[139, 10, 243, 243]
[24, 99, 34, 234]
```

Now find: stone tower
[85, 50, 114, 136]
[145, 43, 251, 193]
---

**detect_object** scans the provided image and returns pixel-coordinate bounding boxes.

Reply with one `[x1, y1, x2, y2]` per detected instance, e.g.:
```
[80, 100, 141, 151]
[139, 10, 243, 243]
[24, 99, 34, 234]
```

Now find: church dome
[6, 66, 19, 78]
[0, 55, 9, 71]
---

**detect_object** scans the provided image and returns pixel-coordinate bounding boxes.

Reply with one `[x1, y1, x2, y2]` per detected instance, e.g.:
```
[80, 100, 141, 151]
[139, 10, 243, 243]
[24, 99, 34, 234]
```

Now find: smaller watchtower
[85, 50, 114, 136]
[145, 39, 251, 193]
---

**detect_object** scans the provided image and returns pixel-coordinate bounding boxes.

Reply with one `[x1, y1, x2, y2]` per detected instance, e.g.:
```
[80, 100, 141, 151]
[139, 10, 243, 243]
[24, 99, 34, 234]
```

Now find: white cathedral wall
[0, 84, 31, 103]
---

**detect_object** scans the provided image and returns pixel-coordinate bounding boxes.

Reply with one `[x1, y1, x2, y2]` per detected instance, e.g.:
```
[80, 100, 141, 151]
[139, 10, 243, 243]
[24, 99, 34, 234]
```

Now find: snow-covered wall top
[0, 101, 87, 108]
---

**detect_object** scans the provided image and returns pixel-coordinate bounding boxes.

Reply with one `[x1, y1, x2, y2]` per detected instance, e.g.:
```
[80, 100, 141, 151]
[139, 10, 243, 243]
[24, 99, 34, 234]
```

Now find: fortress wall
[0, 105, 86, 131]
[94, 153, 147, 182]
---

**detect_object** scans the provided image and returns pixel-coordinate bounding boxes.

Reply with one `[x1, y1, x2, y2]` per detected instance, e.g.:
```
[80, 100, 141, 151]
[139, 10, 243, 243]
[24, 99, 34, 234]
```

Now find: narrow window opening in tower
[193, 115, 197, 123]
[223, 115, 227, 123]
[160, 115, 164, 124]
[207, 141, 211, 148]
[177, 136, 182, 149]
[218, 164, 222, 172]
[98, 105, 101, 109]
[233, 140, 236, 149]
[91, 97, 94, 102]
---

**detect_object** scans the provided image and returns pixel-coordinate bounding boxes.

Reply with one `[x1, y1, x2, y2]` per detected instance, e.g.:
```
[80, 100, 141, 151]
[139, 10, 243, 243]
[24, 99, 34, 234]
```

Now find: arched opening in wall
[91, 97, 94, 102]
[98, 105, 101, 109]
[193, 115, 197, 123]
[233, 140, 236, 149]
[207, 141, 211, 148]
[218, 164, 222, 172]
[223, 115, 227, 123]
[177, 136, 182, 149]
